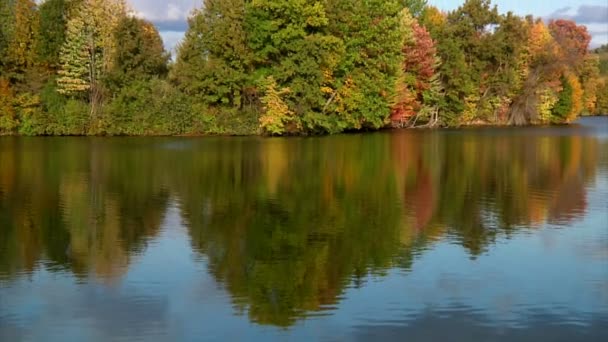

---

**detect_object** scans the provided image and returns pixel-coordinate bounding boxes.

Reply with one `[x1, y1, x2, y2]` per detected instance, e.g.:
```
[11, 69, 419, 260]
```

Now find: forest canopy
[0, 0, 605, 136]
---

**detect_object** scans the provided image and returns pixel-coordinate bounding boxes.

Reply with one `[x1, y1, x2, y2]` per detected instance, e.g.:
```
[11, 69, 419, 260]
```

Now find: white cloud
[127, 0, 199, 22]
[127, 1, 200, 52]
[160, 31, 187, 55]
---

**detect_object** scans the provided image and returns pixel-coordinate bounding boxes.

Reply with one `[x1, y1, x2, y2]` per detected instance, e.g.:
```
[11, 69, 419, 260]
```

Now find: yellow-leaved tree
[259, 77, 298, 135]
[57, 0, 127, 122]
[0, 79, 17, 134]
[7, 0, 39, 71]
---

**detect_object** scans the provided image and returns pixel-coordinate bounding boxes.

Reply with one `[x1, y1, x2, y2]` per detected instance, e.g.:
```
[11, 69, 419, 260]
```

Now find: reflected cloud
[0, 120, 606, 327]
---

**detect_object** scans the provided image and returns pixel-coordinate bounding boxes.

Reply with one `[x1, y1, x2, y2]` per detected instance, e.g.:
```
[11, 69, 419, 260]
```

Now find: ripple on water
[1, 120, 608, 340]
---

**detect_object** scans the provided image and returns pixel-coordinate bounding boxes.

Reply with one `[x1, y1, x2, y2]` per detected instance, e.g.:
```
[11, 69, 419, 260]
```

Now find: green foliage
[59, 98, 89, 134]
[15, 92, 45, 135]
[0, 0, 16, 71]
[401, 0, 428, 17]
[173, 0, 254, 108]
[594, 81, 608, 115]
[104, 78, 194, 135]
[552, 76, 573, 120]
[173, 0, 405, 135]
[319, 0, 404, 132]
[0, 0, 602, 135]
[106, 16, 168, 90]
[37, 0, 68, 67]
[594, 45, 608, 77]
[599, 59, 608, 76]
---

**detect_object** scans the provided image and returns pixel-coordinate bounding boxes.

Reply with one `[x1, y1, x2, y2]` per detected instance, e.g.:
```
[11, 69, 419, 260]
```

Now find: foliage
[402, 0, 428, 17]
[57, 0, 126, 119]
[552, 76, 573, 120]
[259, 77, 296, 135]
[0, 78, 17, 134]
[15, 92, 44, 135]
[392, 11, 442, 127]
[37, 0, 68, 68]
[0, 0, 602, 135]
[103, 78, 194, 135]
[595, 81, 608, 115]
[172, 0, 254, 108]
[106, 16, 168, 90]
[6, 0, 39, 72]
[0, 0, 15, 70]
[580, 54, 600, 114]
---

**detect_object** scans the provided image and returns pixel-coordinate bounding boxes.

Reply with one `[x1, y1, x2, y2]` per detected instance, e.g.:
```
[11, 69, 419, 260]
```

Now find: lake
[1, 117, 607, 341]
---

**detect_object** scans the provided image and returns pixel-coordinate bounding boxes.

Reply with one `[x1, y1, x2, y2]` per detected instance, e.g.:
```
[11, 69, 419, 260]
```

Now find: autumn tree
[498, 17, 590, 124]
[6, 0, 39, 74]
[547, 19, 591, 122]
[507, 19, 561, 124]
[0, 0, 602, 135]
[259, 77, 297, 135]
[57, 0, 127, 121]
[549, 19, 592, 69]
[427, 0, 502, 123]
[392, 11, 441, 127]
[0, 78, 17, 134]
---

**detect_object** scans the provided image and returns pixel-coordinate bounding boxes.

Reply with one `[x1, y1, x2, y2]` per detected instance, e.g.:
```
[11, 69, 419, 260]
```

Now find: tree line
[0, 0, 606, 136]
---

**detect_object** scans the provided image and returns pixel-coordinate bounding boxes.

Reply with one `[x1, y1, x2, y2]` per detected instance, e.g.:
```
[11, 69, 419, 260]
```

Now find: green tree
[173, 0, 254, 109]
[401, 0, 428, 17]
[107, 16, 168, 89]
[0, 0, 16, 72]
[319, 0, 404, 132]
[246, 0, 343, 133]
[37, 0, 69, 68]
[595, 81, 608, 115]
[552, 76, 573, 119]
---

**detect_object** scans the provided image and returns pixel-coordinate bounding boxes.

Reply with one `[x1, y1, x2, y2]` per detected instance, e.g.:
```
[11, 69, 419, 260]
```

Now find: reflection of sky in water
[2, 180, 607, 341]
[1, 118, 608, 341]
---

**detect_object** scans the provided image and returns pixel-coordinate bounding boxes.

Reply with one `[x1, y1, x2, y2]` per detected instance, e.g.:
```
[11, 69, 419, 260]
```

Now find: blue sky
[127, 0, 608, 52]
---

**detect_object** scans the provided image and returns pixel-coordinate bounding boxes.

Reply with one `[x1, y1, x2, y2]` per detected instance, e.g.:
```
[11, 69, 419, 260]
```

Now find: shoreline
[0, 116, 605, 138]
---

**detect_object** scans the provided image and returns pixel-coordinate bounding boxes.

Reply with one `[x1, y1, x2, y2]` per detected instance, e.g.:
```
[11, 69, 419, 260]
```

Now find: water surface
[1, 117, 607, 341]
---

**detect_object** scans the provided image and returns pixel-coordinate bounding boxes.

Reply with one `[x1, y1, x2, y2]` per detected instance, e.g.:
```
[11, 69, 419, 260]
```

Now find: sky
[126, 0, 608, 53]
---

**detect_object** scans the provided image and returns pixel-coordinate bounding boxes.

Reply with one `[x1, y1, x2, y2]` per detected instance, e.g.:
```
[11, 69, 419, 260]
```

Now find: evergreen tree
[247, 0, 343, 133]
[173, 0, 254, 109]
[0, 0, 16, 72]
[552, 76, 573, 119]
[108, 16, 169, 88]
[37, 0, 69, 68]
